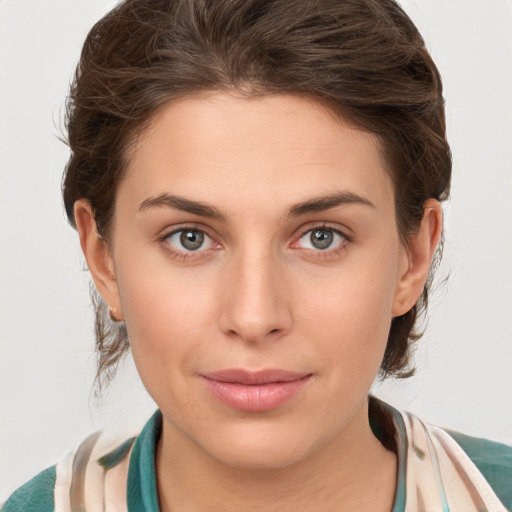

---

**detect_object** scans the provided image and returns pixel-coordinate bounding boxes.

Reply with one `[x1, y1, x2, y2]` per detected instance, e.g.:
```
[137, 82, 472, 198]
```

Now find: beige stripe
[416, 485, 427, 512]
[434, 431, 489, 511]
[403, 412, 445, 512]
[104, 443, 134, 512]
[54, 451, 74, 512]
[70, 432, 101, 512]
[431, 427, 508, 511]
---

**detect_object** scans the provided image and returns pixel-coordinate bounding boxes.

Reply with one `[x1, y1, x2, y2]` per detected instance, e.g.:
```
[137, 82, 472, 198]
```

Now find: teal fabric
[447, 429, 512, 511]
[127, 409, 162, 512]
[1, 466, 55, 512]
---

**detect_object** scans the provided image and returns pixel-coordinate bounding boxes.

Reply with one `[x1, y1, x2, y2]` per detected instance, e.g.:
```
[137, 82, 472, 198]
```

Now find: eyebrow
[288, 191, 375, 217]
[138, 193, 226, 221]
[137, 190, 375, 220]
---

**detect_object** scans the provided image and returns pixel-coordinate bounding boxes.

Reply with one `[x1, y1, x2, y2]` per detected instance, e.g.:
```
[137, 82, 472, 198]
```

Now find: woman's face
[99, 93, 420, 468]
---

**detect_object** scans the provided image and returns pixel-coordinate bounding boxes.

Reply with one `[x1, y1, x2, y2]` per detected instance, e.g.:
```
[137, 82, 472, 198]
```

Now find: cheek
[295, 252, 399, 375]
[115, 260, 219, 384]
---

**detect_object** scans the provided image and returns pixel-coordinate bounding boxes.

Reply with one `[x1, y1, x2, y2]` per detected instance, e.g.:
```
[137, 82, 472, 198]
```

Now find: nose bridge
[219, 241, 291, 342]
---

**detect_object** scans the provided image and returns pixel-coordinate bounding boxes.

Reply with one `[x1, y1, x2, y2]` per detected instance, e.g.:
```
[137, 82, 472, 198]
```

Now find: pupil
[180, 230, 204, 250]
[311, 229, 333, 250]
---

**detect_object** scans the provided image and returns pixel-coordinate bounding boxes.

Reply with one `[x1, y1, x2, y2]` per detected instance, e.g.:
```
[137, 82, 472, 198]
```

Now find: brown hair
[62, 0, 451, 388]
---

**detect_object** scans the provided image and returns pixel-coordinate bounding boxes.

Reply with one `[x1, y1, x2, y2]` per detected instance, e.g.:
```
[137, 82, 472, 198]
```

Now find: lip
[201, 369, 313, 412]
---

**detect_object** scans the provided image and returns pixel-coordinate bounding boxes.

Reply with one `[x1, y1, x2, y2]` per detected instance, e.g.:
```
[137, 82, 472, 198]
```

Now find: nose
[218, 248, 292, 344]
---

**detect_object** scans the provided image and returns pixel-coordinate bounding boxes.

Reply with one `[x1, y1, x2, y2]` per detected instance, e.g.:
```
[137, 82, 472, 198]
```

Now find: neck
[156, 400, 397, 512]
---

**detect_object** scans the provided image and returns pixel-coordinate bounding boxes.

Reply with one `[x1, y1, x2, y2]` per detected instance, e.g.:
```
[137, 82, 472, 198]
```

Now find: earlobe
[392, 199, 443, 317]
[74, 200, 124, 321]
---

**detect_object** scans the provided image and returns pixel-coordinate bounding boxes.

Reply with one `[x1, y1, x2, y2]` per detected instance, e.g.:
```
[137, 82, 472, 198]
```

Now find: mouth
[200, 369, 313, 412]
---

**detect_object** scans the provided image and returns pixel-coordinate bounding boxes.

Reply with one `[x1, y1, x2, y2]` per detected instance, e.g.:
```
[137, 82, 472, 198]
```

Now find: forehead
[119, 92, 394, 219]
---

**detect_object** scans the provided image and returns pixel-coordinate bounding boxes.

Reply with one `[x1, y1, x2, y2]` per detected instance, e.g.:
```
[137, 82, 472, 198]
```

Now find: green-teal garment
[2, 399, 512, 511]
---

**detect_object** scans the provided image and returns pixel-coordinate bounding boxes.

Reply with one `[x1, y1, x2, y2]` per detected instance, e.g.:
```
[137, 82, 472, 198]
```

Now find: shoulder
[1, 466, 56, 512]
[1, 432, 137, 512]
[1, 412, 162, 512]
[444, 428, 512, 510]
[415, 416, 512, 511]
[371, 397, 512, 511]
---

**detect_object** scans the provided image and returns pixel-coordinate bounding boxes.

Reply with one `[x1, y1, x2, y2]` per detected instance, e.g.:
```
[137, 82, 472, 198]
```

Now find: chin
[200, 420, 322, 471]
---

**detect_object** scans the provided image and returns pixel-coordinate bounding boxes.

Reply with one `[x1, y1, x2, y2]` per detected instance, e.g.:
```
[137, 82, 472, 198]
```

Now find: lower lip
[201, 375, 312, 412]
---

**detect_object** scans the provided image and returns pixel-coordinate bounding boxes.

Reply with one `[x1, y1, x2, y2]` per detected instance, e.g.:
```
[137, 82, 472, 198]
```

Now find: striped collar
[123, 399, 509, 511]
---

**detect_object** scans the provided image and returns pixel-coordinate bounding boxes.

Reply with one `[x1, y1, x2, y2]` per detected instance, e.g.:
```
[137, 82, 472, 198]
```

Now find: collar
[125, 399, 408, 512]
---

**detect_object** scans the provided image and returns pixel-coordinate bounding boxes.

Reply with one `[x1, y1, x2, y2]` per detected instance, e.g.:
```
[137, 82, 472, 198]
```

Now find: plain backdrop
[1, 0, 511, 499]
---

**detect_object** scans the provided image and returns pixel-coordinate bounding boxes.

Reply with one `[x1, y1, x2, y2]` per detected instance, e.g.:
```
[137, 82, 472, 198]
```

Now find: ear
[392, 199, 443, 317]
[74, 200, 124, 321]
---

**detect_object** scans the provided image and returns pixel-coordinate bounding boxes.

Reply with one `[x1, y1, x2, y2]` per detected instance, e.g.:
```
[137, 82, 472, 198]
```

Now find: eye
[165, 229, 215, 252]
[296, 227, 346, 251]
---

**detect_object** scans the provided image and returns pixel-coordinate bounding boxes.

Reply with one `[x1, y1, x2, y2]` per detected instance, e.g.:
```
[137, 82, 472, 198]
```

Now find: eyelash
[159, 225, 220, 261]
[292, 224, 351, 259]
[159, 223, 351, 261]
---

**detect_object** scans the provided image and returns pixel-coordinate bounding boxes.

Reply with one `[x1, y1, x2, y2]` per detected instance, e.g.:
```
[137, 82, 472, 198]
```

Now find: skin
[76, 92, 442, 511]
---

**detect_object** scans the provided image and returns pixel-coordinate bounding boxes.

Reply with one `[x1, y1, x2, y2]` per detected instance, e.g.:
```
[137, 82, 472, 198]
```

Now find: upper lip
[201, 369, 312, 385]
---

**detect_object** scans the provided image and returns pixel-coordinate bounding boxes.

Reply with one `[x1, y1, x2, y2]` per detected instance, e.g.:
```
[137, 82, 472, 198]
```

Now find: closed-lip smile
[200, 369, 313, 412]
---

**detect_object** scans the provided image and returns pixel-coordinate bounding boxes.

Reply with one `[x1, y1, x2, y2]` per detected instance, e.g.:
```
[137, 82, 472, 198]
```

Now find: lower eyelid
[160, 236, 221, 263]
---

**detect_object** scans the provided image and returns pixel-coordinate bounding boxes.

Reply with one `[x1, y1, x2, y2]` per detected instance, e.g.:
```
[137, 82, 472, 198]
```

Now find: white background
[1, 0, 511, 499]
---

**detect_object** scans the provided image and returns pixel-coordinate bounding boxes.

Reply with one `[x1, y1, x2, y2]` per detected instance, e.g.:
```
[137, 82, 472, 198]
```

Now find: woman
[2, 0, 511, 511]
